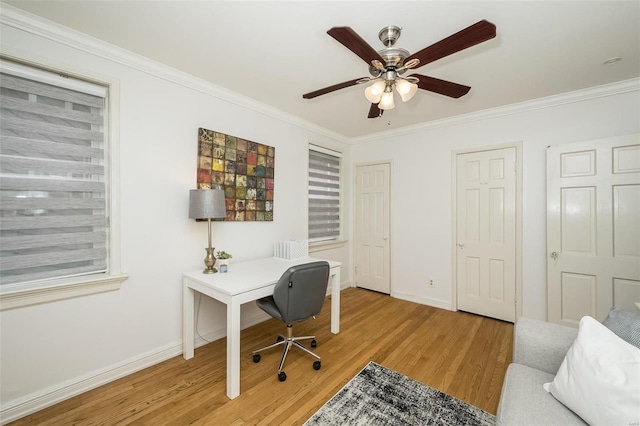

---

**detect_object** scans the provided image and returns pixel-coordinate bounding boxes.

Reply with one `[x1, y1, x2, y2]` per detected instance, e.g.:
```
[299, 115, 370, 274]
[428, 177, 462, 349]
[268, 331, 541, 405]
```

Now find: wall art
[197, 127, 274, 221]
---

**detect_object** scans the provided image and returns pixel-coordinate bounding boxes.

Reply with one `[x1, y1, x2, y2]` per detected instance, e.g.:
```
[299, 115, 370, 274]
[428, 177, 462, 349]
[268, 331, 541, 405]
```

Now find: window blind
[0, 64, 108, 285]
[308, 146, 341, 242]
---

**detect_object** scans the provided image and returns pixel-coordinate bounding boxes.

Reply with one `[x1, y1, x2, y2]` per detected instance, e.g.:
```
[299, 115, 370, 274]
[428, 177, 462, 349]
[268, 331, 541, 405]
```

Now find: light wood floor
[10, 287, 513, 425]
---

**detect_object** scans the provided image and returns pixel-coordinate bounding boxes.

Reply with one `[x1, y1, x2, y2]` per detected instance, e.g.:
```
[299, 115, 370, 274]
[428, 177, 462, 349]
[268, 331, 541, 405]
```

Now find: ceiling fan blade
[368, 103, 383, 118]
[412, 74, 471, 98]
[406, 20, 496, 68]
[327, 27, 386, 66]
[302, 78, 363, 99]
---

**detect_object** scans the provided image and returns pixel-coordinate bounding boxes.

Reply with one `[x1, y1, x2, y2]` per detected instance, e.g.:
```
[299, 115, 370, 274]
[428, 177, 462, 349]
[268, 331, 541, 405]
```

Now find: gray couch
[496, 317, 586, 426]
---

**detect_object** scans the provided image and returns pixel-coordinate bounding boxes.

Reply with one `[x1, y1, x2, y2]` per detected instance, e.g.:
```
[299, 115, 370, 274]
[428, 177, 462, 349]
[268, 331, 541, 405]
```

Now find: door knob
[457, 243, 464, 249]
[550, 251, 559, 260]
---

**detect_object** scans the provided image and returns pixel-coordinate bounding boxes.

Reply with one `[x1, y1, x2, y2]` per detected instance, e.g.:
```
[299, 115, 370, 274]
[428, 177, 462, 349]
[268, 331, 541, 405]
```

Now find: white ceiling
[4, 1, 639, 139]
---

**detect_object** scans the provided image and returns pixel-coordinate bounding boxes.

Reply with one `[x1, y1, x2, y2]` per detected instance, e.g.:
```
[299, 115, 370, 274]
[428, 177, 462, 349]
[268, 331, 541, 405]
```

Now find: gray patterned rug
[305, 362, 496, 426]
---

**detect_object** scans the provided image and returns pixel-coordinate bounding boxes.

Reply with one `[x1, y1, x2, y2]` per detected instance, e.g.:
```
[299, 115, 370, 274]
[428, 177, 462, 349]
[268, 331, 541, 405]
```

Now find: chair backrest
[272, 261, 330, 324]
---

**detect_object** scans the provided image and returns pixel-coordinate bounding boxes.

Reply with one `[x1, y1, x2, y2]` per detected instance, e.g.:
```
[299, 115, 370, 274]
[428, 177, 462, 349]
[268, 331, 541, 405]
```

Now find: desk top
[183, 257, 340, 296]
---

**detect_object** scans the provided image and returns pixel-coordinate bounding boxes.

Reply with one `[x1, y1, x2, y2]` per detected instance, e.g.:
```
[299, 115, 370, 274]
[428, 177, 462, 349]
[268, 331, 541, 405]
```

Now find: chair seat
[257, 296, 283, 322]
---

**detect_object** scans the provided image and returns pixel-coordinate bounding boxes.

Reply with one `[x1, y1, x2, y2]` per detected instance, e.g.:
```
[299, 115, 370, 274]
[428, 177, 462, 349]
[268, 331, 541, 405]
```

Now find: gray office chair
[252, 261, 330, 382]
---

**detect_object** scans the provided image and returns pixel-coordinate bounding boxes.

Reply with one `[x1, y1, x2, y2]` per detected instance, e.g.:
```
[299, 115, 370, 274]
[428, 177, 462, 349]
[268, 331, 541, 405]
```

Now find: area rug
[304, 361, 496, 426]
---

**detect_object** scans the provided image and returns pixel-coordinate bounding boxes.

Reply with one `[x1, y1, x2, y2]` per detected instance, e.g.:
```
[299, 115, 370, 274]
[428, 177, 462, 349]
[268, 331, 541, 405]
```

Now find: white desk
[182, 257, 341, 399]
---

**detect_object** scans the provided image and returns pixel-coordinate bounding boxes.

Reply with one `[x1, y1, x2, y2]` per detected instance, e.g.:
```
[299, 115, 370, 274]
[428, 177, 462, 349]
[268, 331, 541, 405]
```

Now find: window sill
[309, 239, 348, 253]
[0, 273, 129, 311]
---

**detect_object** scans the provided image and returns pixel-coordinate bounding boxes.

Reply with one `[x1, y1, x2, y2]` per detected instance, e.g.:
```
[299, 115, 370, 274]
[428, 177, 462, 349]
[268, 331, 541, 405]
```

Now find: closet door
[547, 134, 640, 326]
[456, 147, 517, 322]
[355, 163, 391, 294]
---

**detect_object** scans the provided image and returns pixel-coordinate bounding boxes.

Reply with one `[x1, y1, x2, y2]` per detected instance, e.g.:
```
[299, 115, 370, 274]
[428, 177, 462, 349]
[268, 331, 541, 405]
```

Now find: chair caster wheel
[276, 336, 284, 343]
[313, 361, 321, 370]
[311, 339, 317, 348]
[278, 371, 287, 382]
[253, 354, 261, 363]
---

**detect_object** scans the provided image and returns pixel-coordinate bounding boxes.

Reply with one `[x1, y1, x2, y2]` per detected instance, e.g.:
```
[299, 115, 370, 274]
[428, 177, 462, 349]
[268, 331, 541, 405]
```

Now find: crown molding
[351, 77, 640, 144]
[0, 4, 349, 144]
[2, 4, 637, 147]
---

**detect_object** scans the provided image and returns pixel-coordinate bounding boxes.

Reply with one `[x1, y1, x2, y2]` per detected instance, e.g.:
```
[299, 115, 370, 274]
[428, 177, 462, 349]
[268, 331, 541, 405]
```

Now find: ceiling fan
[302, 20, 496, 118]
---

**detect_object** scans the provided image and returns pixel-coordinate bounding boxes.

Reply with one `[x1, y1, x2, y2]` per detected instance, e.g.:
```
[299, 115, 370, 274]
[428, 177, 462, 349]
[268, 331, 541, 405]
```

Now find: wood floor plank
[8, 288, 513, 425]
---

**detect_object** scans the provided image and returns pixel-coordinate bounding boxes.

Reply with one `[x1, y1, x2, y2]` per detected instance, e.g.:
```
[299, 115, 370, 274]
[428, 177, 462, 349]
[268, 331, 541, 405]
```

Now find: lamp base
[203, 247, 218, 274]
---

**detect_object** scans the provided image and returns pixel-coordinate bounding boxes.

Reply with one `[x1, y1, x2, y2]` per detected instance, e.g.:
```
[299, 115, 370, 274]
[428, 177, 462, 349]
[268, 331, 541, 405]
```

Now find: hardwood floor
[10, 288, 513, 425]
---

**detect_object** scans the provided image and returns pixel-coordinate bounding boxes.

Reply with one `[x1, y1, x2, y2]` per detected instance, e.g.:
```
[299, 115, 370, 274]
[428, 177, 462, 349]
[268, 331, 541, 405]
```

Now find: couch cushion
[544, 316, 640, 426]
[496, 364, 585, 426]
[513, 317, 577, 375]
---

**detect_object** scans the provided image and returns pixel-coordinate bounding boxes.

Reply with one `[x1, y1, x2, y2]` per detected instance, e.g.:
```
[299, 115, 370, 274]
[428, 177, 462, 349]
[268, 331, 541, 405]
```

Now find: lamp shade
[364, 81, 386, 103]
[189, 189, 226, 219]
[378, 90, 395, 110]
[395, 79, 418, 102]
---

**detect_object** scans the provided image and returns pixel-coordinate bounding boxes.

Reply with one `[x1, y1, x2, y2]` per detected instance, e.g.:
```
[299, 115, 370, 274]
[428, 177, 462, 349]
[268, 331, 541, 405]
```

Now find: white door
[456, 147, 517, 322]
[355, 163, 391, 294]
[547, 135, 640, 327]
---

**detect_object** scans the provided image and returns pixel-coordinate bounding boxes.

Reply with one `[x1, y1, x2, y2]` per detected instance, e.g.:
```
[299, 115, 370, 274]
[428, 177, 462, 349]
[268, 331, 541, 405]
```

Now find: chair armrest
[513, 317, 578, 375]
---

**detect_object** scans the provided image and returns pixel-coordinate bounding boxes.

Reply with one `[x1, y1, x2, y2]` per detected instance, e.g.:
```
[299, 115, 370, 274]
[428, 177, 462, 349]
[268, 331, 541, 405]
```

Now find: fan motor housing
[368, 25, 409, 76]
[369, 47, 410, 76]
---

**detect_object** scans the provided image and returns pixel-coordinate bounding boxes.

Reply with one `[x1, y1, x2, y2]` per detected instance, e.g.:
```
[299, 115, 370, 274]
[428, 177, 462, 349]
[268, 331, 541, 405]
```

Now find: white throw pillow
[543, 316, 640, 426]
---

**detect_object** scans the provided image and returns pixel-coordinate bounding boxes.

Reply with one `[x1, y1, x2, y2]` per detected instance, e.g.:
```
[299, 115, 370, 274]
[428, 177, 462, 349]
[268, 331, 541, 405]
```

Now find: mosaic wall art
[197, 128, 274, 221]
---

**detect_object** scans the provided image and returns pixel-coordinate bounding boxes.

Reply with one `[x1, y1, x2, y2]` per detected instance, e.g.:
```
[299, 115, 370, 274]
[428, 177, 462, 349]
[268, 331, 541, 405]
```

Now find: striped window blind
[0, 61, 108, 286]
[308, 146, 341, 243]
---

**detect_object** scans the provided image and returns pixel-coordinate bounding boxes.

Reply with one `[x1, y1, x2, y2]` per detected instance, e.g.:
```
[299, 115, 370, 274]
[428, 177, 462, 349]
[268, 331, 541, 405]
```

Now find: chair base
[252, 324, 320, 374]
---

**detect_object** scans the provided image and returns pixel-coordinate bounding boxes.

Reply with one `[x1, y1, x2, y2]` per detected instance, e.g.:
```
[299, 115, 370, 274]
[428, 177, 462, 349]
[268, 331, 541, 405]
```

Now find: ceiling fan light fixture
[364, 80, 386, 103]
[379, 90, 395, 110]
[395, 79, 418, 102]
[306, 20, 497, 118]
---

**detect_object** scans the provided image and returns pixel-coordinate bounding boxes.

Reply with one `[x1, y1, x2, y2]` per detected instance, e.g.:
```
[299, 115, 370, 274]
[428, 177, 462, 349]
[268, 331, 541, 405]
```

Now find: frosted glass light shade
[396, 79, 418, 102]
[364, 81, 386, 103]
[379, 91, 395, 110]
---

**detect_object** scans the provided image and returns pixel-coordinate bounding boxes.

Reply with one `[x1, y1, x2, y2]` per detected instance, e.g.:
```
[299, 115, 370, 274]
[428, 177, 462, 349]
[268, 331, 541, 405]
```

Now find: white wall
[0, 13, 351, 418]
[350, 87, 640, 320]
[2, 6, 639, 422]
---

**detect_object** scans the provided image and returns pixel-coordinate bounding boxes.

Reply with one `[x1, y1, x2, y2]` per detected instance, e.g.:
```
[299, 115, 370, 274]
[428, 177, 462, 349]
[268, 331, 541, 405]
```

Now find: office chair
[252, 261, 330, 382]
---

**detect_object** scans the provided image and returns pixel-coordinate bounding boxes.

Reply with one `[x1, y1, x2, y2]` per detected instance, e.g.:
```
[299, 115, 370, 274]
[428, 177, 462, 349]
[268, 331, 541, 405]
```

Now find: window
[308, 145, 341, 243]
[0, 59, 126, 309]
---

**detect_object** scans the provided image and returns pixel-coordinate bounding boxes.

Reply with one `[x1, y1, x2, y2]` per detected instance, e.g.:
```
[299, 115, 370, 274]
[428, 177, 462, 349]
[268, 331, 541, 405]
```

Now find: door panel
[547, 134, 640, 327]
[489, 259, 505, 302]
[613, 184, 640, 257]
[489, 188, 504, 243]
[466, 189, 481, 242]
[456, 147, 516, 322]
[466, 257, 480, 297]
[561, 272, 597, 323]
[355, 163, 390, 294]
[560, 187, 596, 254]
[613, 278, 640, 312]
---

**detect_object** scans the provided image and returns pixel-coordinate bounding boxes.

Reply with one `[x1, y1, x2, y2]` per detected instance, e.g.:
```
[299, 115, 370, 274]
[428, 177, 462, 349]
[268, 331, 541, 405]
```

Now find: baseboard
[192, 310, 270, 347]
[392, 292, 453, 311]
[0, 290, 345, 424]
[0, 342, 182, 425]
[0, 310, 270, 425]
[336, 281, 352, 293]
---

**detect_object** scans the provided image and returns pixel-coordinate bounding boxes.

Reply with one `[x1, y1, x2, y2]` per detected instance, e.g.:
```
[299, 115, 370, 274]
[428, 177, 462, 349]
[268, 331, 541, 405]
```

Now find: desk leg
[183, 281, 195, 360]
[227, 298, 241, 399]
[331, 267, 341, 334]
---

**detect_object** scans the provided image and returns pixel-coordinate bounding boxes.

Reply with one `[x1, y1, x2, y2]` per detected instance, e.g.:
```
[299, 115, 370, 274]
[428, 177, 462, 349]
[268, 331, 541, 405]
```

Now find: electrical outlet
[429, 279, 434, 287]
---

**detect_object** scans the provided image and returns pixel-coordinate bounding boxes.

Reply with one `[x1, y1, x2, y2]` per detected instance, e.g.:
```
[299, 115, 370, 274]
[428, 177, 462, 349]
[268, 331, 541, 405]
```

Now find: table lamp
[188, 188, 226, 273]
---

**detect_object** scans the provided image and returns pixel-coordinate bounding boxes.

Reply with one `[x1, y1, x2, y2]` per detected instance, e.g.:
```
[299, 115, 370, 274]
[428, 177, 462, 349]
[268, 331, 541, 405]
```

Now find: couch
[496, 317, 585, 425]
[496, 310, 640, 426]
